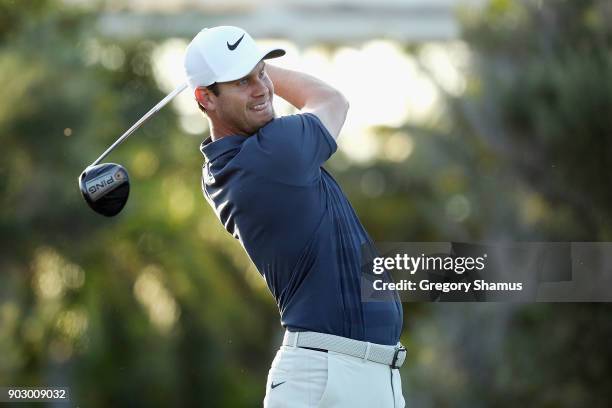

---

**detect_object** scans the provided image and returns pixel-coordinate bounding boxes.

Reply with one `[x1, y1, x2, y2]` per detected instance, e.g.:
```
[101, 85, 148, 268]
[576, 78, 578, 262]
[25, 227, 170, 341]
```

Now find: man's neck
[209, 121, 248, 142]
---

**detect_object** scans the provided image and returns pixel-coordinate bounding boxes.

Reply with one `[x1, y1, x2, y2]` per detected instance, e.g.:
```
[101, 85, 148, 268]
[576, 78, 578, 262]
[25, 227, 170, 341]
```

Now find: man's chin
[249, 111, 276, 134]
[266, 111, 276, 124]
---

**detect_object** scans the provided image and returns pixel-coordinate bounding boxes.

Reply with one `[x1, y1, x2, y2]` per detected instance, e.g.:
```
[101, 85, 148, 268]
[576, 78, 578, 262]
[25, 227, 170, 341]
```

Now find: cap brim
[215, 47, 285, 84]
[263, 48, 285, 60]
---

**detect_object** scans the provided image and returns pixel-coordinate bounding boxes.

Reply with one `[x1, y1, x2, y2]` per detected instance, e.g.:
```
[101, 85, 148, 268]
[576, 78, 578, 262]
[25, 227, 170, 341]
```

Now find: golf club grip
[90, 82, 188, 167]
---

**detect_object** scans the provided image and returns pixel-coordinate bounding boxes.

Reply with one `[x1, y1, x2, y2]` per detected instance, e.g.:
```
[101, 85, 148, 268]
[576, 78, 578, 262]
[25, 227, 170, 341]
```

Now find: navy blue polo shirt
[201, 113, 402, 345]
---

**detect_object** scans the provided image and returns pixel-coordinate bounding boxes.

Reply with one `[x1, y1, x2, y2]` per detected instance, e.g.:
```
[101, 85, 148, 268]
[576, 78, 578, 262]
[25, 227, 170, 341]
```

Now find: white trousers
[263, 345, 405, 408]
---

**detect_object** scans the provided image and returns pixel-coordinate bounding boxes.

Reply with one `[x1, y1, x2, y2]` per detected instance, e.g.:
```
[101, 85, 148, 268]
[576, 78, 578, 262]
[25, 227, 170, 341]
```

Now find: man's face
[211, 61, 275, 136]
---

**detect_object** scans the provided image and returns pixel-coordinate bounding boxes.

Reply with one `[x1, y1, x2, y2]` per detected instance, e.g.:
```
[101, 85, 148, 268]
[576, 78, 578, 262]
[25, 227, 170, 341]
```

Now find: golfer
[184, 26, 405, 407]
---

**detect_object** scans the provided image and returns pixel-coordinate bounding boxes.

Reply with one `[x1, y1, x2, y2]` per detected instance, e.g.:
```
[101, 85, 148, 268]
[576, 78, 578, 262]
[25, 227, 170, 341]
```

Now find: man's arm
[266, 63, 349, 140]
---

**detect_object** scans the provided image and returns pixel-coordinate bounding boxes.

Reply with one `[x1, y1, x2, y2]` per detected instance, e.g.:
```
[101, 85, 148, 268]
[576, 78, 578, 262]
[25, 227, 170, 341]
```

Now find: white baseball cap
[184, 26, 285, 89]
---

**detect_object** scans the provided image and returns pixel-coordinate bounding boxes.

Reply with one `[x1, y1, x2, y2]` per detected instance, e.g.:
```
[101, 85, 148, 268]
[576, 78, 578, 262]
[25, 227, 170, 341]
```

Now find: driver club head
[79, 163, 130, 217]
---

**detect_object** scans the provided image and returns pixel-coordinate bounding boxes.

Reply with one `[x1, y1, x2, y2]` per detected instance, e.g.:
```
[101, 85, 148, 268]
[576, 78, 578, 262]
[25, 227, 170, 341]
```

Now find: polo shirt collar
[200, 135, 247, 162]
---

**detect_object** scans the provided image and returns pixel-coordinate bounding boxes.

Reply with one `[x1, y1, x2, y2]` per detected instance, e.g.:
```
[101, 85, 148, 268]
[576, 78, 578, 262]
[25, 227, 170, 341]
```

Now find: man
[184, 26, 405, 407]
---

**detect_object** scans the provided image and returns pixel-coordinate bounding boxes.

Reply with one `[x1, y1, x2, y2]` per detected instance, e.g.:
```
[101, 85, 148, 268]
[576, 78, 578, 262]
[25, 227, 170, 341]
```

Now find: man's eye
[238, 79, 248, 85]
[259, 69, 265, 78]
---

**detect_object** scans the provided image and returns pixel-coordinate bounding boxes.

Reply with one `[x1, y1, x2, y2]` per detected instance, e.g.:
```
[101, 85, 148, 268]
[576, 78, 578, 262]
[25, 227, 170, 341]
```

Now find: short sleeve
[297, 113, 338, 163]
[244, 113, 338, 184]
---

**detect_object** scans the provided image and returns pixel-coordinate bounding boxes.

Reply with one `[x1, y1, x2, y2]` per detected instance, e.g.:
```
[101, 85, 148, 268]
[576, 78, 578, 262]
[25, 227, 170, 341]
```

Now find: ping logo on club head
[85, 169, 126, 201]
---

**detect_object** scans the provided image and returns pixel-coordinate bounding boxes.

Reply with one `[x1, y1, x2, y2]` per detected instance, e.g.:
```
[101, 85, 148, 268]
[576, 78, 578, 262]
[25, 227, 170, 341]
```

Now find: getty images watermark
[370, 252, 523, 293]
[361, 242, 612, 302]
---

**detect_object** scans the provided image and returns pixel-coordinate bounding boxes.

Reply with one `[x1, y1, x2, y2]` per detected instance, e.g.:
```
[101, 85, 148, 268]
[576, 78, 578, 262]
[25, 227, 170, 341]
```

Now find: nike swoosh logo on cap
[270, 381, 286, 389]
[227, 34, 245, 50]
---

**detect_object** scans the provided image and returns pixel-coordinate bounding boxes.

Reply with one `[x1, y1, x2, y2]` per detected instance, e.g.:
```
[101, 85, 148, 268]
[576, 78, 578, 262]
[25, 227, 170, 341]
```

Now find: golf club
[79, 82, 187, 216]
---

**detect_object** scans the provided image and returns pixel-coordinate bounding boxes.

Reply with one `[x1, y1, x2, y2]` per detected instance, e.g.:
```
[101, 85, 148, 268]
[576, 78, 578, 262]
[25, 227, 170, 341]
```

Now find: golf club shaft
[90, 82, 188, 167]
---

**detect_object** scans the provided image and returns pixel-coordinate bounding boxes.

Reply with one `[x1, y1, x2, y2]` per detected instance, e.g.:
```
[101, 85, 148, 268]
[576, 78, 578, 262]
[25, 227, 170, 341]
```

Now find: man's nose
[252, 77, 268, 97]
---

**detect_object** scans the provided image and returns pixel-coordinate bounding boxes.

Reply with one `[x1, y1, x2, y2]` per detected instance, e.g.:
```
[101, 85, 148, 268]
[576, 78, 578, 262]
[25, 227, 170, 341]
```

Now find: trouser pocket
[317, 351, 400, 407]
[264, 347, 329, 408]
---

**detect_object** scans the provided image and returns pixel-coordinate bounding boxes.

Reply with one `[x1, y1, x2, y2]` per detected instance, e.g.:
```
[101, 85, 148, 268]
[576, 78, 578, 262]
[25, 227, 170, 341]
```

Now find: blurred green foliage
[455, 0, 612, 240]
[0, 0, 611, 407]
[1, 1, 278, 406]
[352, 1, 611, 406]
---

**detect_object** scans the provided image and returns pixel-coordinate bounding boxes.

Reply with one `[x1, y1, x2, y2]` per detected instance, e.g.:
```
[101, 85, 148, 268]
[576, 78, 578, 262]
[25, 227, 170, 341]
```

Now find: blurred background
[1, 0, 612, 406]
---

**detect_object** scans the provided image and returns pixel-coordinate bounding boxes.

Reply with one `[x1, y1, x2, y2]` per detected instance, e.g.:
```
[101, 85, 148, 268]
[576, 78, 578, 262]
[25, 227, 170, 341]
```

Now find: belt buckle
[391, 345, 406, 369]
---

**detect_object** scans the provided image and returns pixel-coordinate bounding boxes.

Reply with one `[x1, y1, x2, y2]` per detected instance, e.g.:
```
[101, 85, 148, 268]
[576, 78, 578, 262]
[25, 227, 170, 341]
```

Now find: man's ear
[195, 87, 215, 111]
